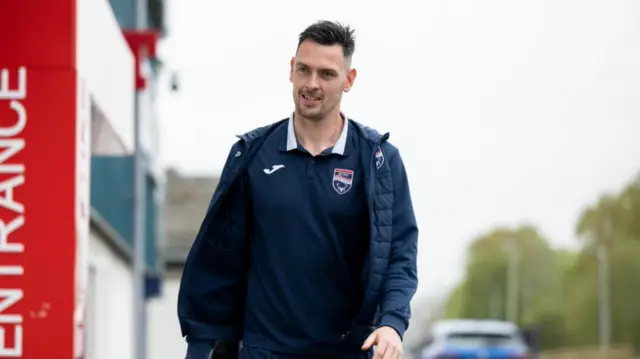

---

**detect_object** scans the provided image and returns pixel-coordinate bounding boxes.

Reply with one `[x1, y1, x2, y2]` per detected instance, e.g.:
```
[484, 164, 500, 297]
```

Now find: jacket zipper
[342, 142, 380, 341]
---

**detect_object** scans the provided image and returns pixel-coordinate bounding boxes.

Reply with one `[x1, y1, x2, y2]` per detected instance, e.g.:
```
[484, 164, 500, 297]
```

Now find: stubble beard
[295, 99, 326, 122]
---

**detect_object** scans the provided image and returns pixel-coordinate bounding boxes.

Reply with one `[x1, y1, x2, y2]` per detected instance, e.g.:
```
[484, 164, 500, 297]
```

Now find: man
[178, 20, 419, 359]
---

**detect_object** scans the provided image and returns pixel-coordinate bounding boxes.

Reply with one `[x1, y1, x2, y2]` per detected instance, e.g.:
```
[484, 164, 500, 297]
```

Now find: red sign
[0, 1, 89, 358]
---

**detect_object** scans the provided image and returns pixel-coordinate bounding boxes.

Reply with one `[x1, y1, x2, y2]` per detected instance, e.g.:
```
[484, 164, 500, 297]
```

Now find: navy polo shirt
[242, 116, 370, 355]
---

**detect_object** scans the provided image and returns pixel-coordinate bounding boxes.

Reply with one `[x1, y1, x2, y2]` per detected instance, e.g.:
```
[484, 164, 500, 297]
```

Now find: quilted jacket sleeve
[178, 142, 248, 358]
[377, 147, 419, 339]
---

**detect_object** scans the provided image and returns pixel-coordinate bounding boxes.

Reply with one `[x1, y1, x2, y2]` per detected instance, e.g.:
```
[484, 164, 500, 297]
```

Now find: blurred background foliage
[442, 172, 640, 352]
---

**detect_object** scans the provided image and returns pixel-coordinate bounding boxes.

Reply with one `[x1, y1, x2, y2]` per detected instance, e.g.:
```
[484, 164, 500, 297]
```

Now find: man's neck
[294, 110, 344, 156]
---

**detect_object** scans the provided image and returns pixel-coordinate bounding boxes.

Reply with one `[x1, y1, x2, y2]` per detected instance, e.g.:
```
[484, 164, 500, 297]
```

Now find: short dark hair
[297, 20, 356, 59]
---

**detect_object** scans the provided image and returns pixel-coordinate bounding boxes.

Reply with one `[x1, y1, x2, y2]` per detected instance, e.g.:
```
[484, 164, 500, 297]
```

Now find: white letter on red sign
[0, 140, 25, 174]
[0, 216, 24, 253]
[0, 176, 25, 214]
[0, 68, 26, 100]
[0, 101, 27, 138]
[0, 289, 23, 357]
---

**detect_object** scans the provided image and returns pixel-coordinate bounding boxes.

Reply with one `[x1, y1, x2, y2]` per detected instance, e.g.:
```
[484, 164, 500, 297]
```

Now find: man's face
[290, 40, 356, 121]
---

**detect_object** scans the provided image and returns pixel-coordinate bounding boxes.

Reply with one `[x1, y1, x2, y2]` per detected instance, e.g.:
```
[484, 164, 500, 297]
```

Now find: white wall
[76, 2, 170, 358]
[79, 2, 136, 355]
[86, 229, 135, 359]
[147, 272, 187, 359]
[77, 0, 135, 153]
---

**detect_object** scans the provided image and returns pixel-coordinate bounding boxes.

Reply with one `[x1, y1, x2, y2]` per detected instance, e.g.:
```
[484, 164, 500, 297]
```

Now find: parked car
[419, 319, 531, 359]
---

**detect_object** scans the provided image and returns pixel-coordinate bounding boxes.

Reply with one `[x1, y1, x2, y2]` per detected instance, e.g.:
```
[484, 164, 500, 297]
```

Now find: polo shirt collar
[285, 112, 349, 155]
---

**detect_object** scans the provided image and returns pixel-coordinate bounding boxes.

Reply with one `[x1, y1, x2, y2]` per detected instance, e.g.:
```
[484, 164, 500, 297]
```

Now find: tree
[444, 225, 566, 349]
[566, 174, 640, 350]
[437, 171, 640, 352]
[526, 173, 640, 349]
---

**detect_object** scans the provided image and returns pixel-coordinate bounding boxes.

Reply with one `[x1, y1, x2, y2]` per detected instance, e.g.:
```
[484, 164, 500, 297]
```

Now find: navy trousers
[239, 346, 373, 359]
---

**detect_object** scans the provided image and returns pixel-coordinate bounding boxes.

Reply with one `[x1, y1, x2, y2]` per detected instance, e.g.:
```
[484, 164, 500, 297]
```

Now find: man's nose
[306, 73, 320, 89]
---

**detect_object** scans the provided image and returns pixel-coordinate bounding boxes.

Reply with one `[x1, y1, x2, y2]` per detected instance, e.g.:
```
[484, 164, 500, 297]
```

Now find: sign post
[0, 1, 90, 357]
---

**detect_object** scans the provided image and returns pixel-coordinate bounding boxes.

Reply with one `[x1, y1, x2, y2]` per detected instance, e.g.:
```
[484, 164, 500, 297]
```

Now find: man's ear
[343, 68, 357, 92]
[289, 56, 295, 83]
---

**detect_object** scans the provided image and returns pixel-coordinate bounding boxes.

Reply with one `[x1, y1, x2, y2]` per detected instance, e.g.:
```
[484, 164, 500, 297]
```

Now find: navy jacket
[178, 118, 419, 357]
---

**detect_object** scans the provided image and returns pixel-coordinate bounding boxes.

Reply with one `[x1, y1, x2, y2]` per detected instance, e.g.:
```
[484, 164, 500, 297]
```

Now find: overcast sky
[155, 0, 640, 302]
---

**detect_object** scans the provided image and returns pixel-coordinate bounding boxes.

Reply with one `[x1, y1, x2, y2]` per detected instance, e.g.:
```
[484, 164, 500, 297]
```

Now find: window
[445, 332, 521, 348]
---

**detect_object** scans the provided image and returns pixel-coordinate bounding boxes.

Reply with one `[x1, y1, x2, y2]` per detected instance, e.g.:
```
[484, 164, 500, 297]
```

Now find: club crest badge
[375, 146, 384, 169]
[332, 168, 354, 195]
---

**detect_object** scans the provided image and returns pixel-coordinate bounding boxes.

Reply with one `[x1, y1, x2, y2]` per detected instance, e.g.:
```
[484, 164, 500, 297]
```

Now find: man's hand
[361, 326, 403, 359]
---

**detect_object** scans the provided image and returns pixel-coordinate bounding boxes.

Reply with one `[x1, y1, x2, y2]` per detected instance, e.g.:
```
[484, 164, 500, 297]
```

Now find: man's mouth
[301, 93, 322, 101]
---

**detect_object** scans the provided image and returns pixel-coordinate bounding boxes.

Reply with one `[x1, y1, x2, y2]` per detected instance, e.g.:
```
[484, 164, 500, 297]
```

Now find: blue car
[419, 319, 531, 359]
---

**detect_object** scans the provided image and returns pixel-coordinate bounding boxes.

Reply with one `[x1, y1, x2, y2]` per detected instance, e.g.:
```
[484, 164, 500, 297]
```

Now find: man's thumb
[361, 331, 377, 350]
